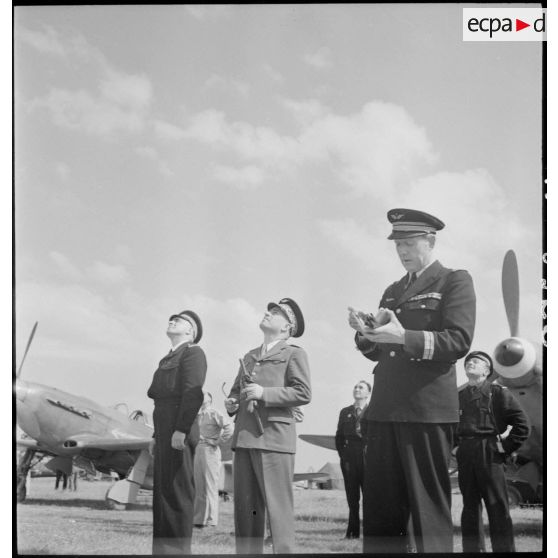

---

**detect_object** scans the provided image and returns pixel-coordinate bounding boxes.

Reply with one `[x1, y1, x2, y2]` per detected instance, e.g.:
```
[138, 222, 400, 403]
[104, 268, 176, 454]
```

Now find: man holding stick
[225, 297, 311, 554]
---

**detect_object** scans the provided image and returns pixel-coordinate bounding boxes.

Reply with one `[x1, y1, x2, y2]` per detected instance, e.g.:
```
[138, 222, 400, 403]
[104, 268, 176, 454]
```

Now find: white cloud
[50, 251, 82, 281]
[185, 6, 233, 20]
[18, 26, 66, 57]
[135, 146, 173, 177]
[88, 261, 129, 285]
[262, 63, 284, 84]
[318, 219, 385, 273]
[31, 87, 148, 135]
[304, 46, 333, 70]
[203, 74, 250, 97]
[212, 164, 266, 189]
[54, 162, 70, 180]
[155, 100, 437, 195]
[24, 29, 153, 137]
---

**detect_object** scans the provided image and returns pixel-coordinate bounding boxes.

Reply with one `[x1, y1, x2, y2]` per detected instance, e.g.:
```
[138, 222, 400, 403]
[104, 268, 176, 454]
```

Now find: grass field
[16, 477, 543, 554]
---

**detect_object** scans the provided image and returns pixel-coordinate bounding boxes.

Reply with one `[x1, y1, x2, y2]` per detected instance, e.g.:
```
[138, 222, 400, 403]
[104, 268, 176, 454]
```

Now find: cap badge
[391, 213, 404, 220]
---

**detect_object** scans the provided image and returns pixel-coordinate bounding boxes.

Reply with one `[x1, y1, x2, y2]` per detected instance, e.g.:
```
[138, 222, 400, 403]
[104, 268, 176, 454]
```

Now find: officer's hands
[361, 308, 405, 344]
[171, 430, 187, 451]
[225, 397, 239, 414]
[148, 438, 156, 457]
[242, 383, 264, 401]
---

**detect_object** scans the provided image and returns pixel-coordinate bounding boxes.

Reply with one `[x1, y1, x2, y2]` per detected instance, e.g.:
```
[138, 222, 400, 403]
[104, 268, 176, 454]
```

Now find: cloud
[50, 251, 83, 281]
[19, 25, 67, 57]
[155, 100, 437, 195]
[185, 6, 233, 20]
[135, 146, 173, 177]
[203, 74, 250, 97]
[88, 261, 130, 285]
[262, 63, 284, 84]
[54, 162, 70, 180]
[24, 29, 153, 137]
[304, 47, 333, 70]
[211, 164, 266, 189]
[318, 219, 385, 273]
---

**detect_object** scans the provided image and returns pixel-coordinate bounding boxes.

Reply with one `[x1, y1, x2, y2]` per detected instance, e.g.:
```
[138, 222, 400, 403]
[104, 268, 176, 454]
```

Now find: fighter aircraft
[299, 250, 543, 506]
[15, 323, 154, 508]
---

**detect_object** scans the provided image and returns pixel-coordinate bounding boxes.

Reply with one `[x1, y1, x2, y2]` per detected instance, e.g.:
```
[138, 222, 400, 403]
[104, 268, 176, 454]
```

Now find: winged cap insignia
[391, 213, 404, 220]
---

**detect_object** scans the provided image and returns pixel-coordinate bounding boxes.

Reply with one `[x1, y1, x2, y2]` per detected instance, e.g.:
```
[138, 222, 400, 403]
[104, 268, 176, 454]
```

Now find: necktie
[355, 407, 362, 437]
[407, 272, 417, 289]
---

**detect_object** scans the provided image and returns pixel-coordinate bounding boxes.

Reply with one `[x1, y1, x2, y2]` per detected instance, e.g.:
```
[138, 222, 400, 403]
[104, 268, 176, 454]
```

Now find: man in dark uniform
[335, 380, 371, 539]
[147, 310, 207, 555]
[348, 208, 476, 553]
[225, 298, 311, 554]
[456, 350, 530, 553]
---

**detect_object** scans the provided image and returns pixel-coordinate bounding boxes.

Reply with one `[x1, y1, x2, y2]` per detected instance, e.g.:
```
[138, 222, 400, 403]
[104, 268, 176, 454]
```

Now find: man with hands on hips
[225, 297, 311, 555]
[348, 208, 476, 554]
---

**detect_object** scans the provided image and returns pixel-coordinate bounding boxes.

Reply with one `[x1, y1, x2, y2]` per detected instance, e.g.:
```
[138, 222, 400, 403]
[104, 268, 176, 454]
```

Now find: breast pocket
[159, 362, 179, 391]
[403, 298, 442, 328]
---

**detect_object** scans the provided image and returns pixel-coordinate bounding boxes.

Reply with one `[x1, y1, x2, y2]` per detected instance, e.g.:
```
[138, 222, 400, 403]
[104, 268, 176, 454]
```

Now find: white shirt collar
[262, 339, 282, 355]
[170, 339, 190, 352]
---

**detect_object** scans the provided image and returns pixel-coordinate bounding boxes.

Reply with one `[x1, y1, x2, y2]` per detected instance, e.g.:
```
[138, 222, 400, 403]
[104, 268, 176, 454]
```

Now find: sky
[13, 4, 544, 474]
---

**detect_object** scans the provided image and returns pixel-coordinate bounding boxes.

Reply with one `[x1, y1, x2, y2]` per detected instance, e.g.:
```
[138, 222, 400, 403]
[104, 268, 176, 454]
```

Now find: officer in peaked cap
[456, 349, 529, 552]
[225, 297, 311, 554]
[348, 207, 476, 553]
[147, 309, 207, 554]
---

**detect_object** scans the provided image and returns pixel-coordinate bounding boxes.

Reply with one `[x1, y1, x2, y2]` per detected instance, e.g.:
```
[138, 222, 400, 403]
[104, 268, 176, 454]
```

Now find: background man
[193, 391, 233, 528]
[335, 380, 371, 539]
[456, 350, 530, 553]
[225, 298, 311, 554]
[348, 208, 476, 553]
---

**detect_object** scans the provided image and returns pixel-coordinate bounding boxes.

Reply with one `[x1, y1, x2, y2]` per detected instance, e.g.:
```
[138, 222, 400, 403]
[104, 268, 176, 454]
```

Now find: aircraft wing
[298, 434, 336, 451]
[63, 435, 152, 451]
[17, 438, 43, 450]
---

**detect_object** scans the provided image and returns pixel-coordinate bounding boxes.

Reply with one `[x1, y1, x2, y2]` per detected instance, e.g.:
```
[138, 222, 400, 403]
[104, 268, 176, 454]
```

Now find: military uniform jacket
[335, 405, 367, 455]
[356, 260, 476, 423]
[457, 381, 530, 454]
[228, 341, 311, 454]
[147, 343, 207, 435]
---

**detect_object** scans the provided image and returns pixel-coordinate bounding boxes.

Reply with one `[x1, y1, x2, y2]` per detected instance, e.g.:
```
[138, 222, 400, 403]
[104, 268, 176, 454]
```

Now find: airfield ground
[16, 477, 543, 554]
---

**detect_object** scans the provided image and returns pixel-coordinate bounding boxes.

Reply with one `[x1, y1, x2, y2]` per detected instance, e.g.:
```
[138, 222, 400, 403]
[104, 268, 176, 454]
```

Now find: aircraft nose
[15, 380, 28, 402]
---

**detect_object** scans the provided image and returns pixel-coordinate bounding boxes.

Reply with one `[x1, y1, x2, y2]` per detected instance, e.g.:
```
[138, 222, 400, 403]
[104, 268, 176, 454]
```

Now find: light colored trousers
[193, 443, 221, 526]
[233, 448, 295, 554]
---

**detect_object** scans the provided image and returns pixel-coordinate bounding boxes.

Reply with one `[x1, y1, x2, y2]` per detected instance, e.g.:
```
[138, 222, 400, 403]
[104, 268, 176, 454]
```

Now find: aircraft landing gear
[16, 449, 36, 503]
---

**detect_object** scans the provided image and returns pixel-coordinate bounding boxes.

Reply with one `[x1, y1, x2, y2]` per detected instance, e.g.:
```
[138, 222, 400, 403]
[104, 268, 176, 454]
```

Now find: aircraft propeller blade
[502, 250, 520, 337]
[16, 322, 38, 379]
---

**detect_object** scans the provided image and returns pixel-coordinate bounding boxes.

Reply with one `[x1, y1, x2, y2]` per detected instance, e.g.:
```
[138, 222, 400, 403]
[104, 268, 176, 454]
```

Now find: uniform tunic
[228, 340, 311, 554]
[147, 343, 207, 555]
[355, 260, 476, 553]
[456, 381, 530, 552]
[335, 404, 367, 538]
[193, 407, 233, 526]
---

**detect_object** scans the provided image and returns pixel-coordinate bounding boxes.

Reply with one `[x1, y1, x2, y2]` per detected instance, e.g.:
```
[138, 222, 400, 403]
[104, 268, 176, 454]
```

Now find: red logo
[516, 18, 530, 32]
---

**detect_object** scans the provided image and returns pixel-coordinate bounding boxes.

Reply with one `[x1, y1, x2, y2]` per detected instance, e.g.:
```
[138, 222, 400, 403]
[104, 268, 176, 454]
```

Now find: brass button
[389, 351, 396, 357]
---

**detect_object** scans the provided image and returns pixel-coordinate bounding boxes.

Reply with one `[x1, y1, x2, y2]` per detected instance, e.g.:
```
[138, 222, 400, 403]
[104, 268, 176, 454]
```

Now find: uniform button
[416, 358, 421, 362]
[395, 309, 401, 314]
[410, 357, 415, 361]
[389, 351, 396, 357]
[421, 304, 426, 309]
